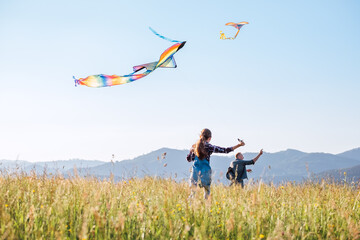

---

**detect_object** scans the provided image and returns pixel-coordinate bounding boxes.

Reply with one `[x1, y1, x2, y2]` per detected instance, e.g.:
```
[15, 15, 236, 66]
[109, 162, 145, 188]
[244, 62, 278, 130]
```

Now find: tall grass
[1, 172, 359, 239]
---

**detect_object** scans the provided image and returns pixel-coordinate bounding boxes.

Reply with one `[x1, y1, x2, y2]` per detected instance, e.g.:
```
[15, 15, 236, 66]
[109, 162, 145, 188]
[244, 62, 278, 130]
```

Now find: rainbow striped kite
[220, 21, 249, 40]
[74, 29, 186, 88]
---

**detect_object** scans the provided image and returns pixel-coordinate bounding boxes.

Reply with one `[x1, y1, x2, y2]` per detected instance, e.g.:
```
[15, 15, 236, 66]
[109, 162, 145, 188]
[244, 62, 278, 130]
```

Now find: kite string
[149, 27, 181, 43]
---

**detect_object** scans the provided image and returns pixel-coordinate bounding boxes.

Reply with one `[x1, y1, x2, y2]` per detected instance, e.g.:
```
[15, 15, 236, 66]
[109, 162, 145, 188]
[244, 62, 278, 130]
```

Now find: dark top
[186, 142, 233, 162]
[228, 159, 254, 181]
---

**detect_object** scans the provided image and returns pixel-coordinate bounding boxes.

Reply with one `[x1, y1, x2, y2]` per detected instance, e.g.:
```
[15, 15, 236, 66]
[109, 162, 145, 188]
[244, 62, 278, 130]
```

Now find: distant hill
[0, 160, 32, 168]
[314, 164, 360, 183]
[73, 147, 360, 183]
[2, 147, 360, 184]
[33, 159, 105, 171]
[75, 148, 190, 180]
[337, 147, 360, 161]
[0, 159, 105, 174]
[212, 149, 360, 183]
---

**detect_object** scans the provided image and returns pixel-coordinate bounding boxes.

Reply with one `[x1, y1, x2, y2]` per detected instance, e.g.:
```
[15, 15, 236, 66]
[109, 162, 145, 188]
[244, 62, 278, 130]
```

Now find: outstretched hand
[259, 149, 263, 155]
[232, 139, 245, 151]
[237, 138, 245, 146]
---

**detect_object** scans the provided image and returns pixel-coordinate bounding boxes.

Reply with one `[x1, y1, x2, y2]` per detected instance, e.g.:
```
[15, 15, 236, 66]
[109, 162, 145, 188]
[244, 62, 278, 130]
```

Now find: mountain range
[1, 147, 360, 184]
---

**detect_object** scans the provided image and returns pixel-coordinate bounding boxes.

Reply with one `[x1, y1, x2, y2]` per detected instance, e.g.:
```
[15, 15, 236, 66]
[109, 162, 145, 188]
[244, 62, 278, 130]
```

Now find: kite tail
[149, 27, 181, 43]
[73, 76, 80, 87]
[220, 32, 226, 40]
[220, 31, 232, 40]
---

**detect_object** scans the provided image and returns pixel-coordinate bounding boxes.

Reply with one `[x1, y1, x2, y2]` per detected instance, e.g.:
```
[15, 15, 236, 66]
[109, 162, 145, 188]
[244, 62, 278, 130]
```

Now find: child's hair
[194, 128, 212, 160]
[235, 152, 242, 159]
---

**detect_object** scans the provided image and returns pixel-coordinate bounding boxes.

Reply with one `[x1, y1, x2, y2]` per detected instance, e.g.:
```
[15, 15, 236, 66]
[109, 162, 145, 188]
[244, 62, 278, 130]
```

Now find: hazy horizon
[2, 146, 359, 163]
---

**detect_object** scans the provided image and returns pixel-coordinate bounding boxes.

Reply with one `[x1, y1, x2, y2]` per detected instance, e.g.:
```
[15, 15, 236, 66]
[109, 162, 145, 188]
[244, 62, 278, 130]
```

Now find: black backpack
[226, 167, 235, 180]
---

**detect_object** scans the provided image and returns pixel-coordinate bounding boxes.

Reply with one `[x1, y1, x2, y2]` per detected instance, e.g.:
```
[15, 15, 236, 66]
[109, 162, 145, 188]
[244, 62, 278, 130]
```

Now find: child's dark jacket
[227, 159, 254, 182]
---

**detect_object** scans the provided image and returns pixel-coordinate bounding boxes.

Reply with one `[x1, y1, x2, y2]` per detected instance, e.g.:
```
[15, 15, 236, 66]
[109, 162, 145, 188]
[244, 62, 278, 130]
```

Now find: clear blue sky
[1, 0, 359, 162]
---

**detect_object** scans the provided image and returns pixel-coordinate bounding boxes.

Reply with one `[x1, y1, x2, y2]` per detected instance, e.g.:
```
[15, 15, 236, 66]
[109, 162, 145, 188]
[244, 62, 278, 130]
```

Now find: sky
[1, 0, 359, 162]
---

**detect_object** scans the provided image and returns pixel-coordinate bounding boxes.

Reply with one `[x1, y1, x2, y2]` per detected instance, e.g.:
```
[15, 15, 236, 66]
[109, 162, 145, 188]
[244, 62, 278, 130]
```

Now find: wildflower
[40, 205, 44, 209]
[281, 186, 284, 189]
[178, 207, 182, 211]
[176, 204, 181, 207]
[32, 190, 35, 193]
[260, 234, 265, 239]
[344, 172, 347, 176]
[217, 224, 222, 228]
[314, 203, 319, 208]
[216, 201, 219, 205]
[5, 204, 8, 208]
[218, 207, 221, 211]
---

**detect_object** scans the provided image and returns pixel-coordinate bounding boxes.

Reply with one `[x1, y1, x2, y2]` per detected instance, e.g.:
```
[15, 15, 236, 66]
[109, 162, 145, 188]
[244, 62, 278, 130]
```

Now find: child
[226, 149, 263, 188]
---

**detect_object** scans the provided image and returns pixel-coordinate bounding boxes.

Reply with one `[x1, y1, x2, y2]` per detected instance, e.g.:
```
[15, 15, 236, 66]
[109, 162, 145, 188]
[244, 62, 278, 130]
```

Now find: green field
[1, 173, 359, 239]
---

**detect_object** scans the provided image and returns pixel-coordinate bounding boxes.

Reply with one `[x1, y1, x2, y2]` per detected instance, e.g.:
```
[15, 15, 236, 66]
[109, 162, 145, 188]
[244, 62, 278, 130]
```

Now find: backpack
[226, 167, 235, 180]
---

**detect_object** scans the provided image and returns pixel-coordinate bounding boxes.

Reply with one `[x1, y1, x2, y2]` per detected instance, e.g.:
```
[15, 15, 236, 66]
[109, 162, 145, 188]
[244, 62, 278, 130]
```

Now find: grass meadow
[0, 172, 359, 240]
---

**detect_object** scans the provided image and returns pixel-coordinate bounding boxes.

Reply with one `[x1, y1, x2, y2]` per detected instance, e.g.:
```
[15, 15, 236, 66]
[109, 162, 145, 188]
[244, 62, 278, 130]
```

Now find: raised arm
[210, 140, 245, 154]
[252, 149, 263, 163]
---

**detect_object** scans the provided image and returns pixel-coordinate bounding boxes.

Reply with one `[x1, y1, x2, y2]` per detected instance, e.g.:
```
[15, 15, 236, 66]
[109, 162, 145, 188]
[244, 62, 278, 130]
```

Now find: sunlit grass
[0, 172, 359, 239]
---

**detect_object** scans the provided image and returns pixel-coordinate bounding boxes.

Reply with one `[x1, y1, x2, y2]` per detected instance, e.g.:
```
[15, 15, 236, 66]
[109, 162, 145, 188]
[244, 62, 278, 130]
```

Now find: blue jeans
[189, 156, 212, 198]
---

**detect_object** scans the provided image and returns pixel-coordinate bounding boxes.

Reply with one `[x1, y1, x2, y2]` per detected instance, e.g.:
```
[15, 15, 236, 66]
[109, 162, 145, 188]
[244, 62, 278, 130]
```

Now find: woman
[187, 128, 245, 199]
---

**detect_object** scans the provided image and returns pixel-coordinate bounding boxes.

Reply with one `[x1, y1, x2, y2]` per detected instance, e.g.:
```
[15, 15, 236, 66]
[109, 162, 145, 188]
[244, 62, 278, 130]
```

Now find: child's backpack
[226, 167, 235, 180]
